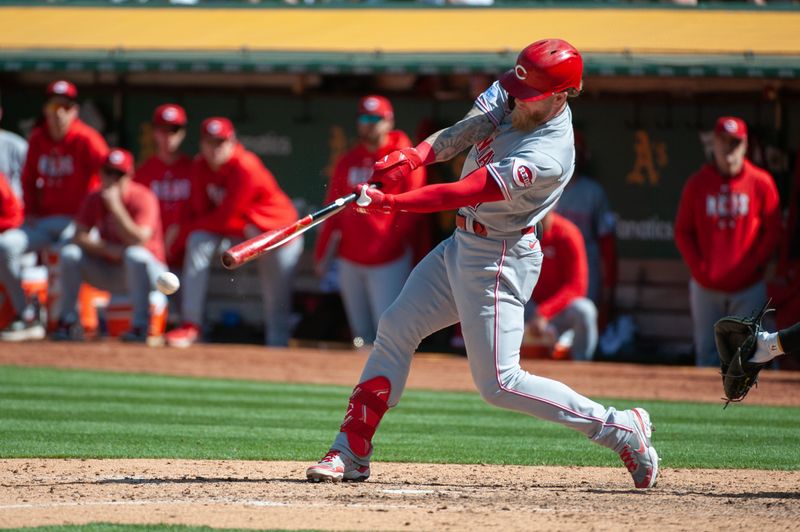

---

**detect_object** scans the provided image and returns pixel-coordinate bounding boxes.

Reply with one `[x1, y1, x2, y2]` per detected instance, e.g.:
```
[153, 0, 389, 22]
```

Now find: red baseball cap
[500, 39, 583, 102]
[358, 95, 393, 119]
[102, 148, 134, 175]
[714, 116, 747, 140]
[46, 80, 78, 100]
[152, 104, 187, 127]
[201, 117, 235, 140]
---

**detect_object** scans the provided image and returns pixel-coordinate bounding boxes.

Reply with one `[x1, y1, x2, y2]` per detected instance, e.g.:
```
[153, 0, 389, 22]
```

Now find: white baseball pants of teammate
[0, 216, 74, 314]
[59, 244, 166, 329]
[337, 249, 412, 345]
[181, 229, 303, 347]
[689, 278, 772, 367]
[546, 297, 599, 361]
[331, 229, 637, 464]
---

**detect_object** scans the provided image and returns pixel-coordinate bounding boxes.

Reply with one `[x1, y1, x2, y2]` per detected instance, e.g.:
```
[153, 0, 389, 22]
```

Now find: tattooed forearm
[422, 106, 496, 162]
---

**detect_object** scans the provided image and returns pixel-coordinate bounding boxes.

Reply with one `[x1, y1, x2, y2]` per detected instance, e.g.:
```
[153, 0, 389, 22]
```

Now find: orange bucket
[104, 291, 168, 337]
[520, 330, 571, 360]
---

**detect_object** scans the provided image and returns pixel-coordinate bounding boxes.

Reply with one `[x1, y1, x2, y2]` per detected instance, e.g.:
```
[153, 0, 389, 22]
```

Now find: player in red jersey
[135, 104, 193, 268]
[526, 211, 597, 360]
[315, 95, 427, 346]
[0, 80, 108, 341]
[166, 117, 302, 348]
[53, 148, 167, 342]
[675, 116, 781, 366]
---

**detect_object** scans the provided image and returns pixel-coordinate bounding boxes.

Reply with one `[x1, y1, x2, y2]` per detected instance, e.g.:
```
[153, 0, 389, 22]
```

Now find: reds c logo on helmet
[500, 38, 583, 102]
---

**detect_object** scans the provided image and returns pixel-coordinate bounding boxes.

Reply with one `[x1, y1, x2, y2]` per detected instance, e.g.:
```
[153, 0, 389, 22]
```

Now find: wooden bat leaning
[221, 185, 375, 270]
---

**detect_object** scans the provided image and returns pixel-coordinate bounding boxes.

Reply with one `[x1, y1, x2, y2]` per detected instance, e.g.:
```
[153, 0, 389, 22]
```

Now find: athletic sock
[778, 322, 800, 354]
[760, 331, 784, 357]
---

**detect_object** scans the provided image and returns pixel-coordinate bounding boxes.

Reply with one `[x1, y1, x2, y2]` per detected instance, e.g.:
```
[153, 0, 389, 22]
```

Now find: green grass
[1, 365, 798, 470]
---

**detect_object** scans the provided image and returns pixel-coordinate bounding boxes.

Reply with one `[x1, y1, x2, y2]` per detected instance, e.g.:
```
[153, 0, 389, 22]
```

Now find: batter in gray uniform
[306, 39, 659, 489]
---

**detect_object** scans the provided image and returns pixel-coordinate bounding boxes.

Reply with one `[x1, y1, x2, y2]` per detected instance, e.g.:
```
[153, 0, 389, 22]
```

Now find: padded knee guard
[340, 376, 391, 459]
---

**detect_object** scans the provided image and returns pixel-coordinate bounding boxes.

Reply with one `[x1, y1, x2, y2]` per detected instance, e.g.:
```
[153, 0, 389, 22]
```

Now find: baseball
[156, 271, 180, 295]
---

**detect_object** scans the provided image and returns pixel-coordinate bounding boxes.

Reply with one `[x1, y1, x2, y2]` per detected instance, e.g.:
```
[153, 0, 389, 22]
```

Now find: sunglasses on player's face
[357, 114, 384, 124]
[155, 124, 184, 134]
[100, 166, 125, 180]
[201, 135, 228, 146]
[46, 100, 76, 113]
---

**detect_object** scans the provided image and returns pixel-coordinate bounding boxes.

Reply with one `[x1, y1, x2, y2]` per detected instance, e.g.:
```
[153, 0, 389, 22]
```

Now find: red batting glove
[371, 147, 424, 187]
[354, 184, 395, 214]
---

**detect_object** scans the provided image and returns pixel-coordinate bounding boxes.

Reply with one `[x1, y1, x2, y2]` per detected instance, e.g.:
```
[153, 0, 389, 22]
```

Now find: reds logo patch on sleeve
[513, 164, 536, 188]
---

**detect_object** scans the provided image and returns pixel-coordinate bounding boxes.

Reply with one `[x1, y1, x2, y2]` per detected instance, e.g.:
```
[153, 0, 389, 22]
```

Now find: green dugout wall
[1, 85, 797, 260]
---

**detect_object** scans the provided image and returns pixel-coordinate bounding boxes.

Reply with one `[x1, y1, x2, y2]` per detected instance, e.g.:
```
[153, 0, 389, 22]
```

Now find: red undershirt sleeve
[390, 166, 504, 213]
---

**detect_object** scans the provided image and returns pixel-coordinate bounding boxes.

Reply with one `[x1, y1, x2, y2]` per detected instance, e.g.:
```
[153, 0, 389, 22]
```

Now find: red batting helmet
[500, 39, 583, 102]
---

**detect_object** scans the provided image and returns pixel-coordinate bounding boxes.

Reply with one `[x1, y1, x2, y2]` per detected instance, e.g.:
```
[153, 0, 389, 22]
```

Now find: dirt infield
[2, 342, 800, 531]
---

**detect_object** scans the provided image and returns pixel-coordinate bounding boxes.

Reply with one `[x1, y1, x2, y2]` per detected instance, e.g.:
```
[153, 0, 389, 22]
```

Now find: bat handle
[356, 185, 372, 207]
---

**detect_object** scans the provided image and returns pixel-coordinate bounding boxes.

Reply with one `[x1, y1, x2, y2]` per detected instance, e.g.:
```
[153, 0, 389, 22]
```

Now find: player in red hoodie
[0, 80, 108, 341]
[135, 104, 193, 269]
[675, 116, 781, 366]
[526, 211, 598, 360]
[314, 95, 427, 346]
[165, 117, 301, 348]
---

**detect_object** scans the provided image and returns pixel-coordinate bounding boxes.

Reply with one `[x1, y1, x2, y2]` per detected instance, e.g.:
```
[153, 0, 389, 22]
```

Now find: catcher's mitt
[713, 301, 773, 407]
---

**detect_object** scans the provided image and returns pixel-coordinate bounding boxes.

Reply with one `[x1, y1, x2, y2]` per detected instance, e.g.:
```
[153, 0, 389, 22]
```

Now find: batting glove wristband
[371, 142, 434, 186]
[355, 184, 395, 214]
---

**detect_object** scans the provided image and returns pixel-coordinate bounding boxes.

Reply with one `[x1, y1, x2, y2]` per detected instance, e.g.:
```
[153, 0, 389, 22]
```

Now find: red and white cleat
[165, 324, 199, 348]
[619, 408, 659, 489]
[306, 450, 370, 483]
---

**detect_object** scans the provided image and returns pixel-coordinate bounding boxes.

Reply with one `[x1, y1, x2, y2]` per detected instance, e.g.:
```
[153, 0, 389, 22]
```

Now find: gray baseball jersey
[330, 81, 641, 466]
[459, 81, 575, 234]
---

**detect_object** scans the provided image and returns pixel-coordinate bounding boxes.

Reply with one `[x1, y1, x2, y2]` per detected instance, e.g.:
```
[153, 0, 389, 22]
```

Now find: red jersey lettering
[347, 164, 373, 187]
[135, 154, 194, 231]
[475, 137, 495, 167]
[22, 119, 108, 217]
[675, 160, 781, 292]
[150, 175, 191, 202]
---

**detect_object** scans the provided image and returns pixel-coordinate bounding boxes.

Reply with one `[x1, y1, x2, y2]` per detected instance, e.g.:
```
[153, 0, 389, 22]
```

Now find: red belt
[456, 215, 536, 237]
